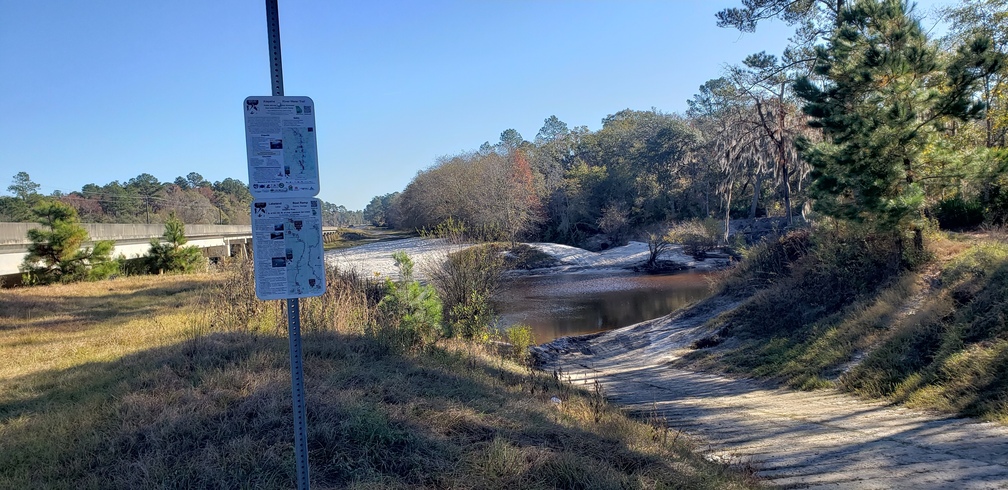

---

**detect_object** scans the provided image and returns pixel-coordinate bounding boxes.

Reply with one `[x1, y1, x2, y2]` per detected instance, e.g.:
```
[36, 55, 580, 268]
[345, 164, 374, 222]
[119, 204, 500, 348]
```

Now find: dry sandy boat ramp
[536, 298, 1008, 489]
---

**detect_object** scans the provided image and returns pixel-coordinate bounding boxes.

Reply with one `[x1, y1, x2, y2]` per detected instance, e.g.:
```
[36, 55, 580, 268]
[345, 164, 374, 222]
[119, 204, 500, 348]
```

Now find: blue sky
[1, 1, 953, 210]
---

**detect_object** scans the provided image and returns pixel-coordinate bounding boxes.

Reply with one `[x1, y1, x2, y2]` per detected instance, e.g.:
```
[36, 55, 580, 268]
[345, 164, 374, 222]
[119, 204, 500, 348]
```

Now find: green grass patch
[0, 272, 757, 489]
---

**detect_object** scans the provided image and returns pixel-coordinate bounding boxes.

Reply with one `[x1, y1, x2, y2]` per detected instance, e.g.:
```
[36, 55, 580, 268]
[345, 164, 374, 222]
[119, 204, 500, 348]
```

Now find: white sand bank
[325, 238, 729, 281]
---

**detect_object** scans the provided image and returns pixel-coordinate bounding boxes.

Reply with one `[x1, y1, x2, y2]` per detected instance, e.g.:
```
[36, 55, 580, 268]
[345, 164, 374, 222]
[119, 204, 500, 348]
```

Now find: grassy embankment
[0, 262, 758, 489]
[681, 226, 1008, 423]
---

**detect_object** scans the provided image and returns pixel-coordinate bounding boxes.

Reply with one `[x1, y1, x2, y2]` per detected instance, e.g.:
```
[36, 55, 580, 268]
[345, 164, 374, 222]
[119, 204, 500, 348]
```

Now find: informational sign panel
[244, 96, 320, 197]
[250, 198, 327, 300]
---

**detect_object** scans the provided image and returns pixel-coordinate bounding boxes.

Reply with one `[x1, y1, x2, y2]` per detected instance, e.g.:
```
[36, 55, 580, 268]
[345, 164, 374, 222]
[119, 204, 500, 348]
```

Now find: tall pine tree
[794, 0, 1000, 246]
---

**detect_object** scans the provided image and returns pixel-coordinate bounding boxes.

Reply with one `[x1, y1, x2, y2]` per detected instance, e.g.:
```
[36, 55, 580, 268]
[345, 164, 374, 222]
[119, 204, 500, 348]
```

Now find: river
[493, 271, 713, 343]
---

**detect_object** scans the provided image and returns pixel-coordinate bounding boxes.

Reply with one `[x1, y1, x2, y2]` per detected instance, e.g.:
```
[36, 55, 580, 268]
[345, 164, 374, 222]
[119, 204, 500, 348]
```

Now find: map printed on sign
[250, 198, 327, 300]
[244, 96, 320, 197]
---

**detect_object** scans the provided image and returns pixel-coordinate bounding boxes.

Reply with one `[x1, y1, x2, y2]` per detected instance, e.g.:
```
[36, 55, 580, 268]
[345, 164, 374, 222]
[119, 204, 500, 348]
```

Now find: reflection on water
[494, 271, 713, 343]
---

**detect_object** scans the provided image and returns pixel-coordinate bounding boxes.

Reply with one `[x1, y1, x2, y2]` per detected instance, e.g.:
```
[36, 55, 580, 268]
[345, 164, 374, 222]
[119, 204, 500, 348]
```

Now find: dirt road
[535, 299, 1008, 489]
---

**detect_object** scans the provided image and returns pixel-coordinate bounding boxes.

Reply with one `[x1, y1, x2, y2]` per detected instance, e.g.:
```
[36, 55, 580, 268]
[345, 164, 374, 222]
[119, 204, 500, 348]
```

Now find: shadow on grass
[0, 330, 751, 489]
[0, 278, 210, 332]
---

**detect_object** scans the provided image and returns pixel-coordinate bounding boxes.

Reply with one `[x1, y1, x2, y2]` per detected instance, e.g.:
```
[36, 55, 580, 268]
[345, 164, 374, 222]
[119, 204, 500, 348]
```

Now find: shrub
[426, 245, 505, 341]
[20, 200, 117, 285]
[423, 216, 503, 242]
[666, 219, 720, 260]
[116, 254, 149, 277]
[984, 186, 1008, 226]
[979, 151, 1008, 226]
[301, 265, 384, 334]
[377, 252, 443, 350]
[447, 291, 496, 341]
[503, 243, 557, 269]
[933, 196, 984, 229]
[145, 214, 207, 274]
[716, 228, 813, 296]
[503, 324, 536, 364]
[202, 255, 386, 338]
[645, 225, 672, 269]
[597, 202, 630, 246]
[204, 256, 284, 334]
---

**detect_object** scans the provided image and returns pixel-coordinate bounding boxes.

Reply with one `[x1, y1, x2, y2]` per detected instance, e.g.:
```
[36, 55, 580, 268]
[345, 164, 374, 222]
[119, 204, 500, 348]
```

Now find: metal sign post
[265, 2, 310, 489]
[266, 0, 284, 99]
[285, 295, 309, 490]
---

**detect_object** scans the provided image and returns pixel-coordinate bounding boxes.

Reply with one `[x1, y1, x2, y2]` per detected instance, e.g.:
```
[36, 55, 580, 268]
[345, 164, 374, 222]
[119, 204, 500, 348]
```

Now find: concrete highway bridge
[0, 222, 342, 285]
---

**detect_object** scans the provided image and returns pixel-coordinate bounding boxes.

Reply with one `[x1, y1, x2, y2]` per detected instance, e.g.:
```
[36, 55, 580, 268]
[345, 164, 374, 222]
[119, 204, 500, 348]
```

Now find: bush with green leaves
[932, 196, 985, 230]
[666, 219, 721, 260]
[146, 214, 206, 274]
[447, 290, 496, 341]
[503, 324, 536, 364]
[20, 200, 117, 285]
[427, 244, 505, 341]
[377, 252, 443, 350]
[418, 217, 507, 341]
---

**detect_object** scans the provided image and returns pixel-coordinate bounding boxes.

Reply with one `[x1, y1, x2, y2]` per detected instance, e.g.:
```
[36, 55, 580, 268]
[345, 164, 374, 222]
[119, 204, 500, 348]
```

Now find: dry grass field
[0, 269, 758, 489]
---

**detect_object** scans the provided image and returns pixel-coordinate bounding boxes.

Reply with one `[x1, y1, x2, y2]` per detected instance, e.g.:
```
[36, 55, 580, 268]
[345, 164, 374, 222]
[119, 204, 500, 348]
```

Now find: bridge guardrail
[0, 222, 252, 246]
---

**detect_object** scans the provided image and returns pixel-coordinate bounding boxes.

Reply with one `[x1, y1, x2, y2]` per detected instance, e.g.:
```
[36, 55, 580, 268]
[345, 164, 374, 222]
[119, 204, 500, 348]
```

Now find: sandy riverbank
[532, 294, 1008, 488]
[324, 237, 730, 280]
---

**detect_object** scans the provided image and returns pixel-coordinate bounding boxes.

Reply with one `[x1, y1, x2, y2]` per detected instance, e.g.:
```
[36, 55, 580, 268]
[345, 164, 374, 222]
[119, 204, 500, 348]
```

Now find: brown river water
[494, 271, 713, 343]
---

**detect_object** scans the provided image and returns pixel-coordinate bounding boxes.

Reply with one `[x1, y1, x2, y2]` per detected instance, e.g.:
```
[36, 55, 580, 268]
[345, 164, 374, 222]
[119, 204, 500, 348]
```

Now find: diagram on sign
[282, 126, 318, 182]
[283, 217, 324, 295]
[250, 198, 326, 300]
[244, 96, 320, 197]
